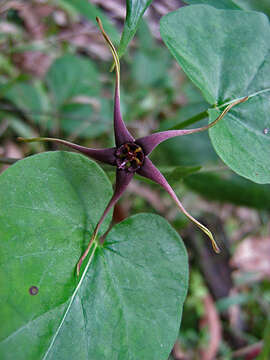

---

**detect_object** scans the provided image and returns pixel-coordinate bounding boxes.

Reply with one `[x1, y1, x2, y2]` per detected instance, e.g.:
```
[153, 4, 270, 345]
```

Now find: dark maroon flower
[19, 18, 248, 275]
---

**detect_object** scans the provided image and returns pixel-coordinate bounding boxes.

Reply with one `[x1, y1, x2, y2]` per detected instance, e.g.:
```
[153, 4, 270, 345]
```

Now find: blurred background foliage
[0, 1, 270, 359]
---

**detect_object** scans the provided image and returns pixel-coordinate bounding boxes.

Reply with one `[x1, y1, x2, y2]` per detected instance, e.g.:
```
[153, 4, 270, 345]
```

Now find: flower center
[115, 142, 145, 172]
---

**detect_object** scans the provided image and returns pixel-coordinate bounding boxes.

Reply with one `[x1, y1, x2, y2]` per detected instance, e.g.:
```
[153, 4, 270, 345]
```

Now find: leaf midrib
[41, 243, 98, 360]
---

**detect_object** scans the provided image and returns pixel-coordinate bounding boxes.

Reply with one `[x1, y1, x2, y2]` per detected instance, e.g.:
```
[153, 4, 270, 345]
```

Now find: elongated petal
[77, 169, 134, 275]
[136, 97, 248, 155]
[18, 137, 116, 165]
[96, 17, 134, 146]
[137, 158, 220, 253]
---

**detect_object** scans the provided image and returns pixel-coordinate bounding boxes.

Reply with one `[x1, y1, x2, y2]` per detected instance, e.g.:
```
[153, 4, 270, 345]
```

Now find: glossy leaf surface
[0, 152, 113, 359]
[0, 152, 188, 360]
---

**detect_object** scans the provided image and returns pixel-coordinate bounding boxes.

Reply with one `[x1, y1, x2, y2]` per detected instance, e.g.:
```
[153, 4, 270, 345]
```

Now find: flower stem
[76, 231, 98, 276]
[169, 110, 208, 130]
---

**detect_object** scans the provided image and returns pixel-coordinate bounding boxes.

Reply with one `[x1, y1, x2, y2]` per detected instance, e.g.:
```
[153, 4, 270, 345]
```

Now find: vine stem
[169, 110, 208, 130]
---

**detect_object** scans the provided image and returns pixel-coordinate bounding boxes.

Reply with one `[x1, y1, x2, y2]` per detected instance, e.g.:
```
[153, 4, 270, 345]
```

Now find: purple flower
[19, 18, 248, 275]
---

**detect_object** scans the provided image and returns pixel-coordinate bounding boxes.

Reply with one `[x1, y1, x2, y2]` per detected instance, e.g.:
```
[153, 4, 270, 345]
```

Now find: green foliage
[163, 165, 201, 183]
[161, 5, 270, 183]
[4, 81, 50, 124]
[216, 294, 251, 312]
[2, 1, 270, 357]
[131, 21, 170, 87]
[118, 0, 153, 57]
[184, 170, 270, 210]
[3, 54, 111, 138]
[0, 152, 188, 359]
[46, 54, 100, 107]
[159, 110, 218, 167]
[184, 0, 270, 16]
[60, 100, 111, 138]
[258, 320, 270, 359]
[6, 116, 44, 152]
[183, 0, 241, 9]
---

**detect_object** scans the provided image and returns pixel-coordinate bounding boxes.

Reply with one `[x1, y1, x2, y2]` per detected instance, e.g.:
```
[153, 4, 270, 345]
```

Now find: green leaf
[59, 0, 119, 44]
[7, 116, 44, 152]
[209, 105, 270, 184]
[235, 0, 270, 18]
[0, 54, 18, 77]
[184, 170, 270, 210]
[131, 21, 170, 86]
[159, 116, 219, 167]
[160, 5, 270, 183]
[132, 48, 169, 87]
[118, 0, 153, 57]
[184, 0, 270, 17]
[216, 294, 251, 312]
[4, 81, 50, 125]
[0, 152, 188, 359]
[0, 152, 113, 359]
[59, 100, 111, 138]
[183, 0, 241, 9]
[143, 86, 217, 169]
[45, 54, 99, 108]
[258, 320, 270, 359]
[162, 165, 201, 182]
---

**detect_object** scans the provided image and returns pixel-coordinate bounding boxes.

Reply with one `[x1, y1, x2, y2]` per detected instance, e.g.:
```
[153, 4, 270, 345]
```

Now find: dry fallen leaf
[1, 0, 53, 76]
[231, 236, 270, 280]
[0, 140, 22, 172]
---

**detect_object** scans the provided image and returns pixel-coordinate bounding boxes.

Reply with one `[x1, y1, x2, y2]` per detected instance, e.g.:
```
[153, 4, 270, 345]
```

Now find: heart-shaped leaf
[0, 152, 188, 359]
[45, 54, 99, 108]
[160, 5, 270, 183]
[118, 0, 154, 57]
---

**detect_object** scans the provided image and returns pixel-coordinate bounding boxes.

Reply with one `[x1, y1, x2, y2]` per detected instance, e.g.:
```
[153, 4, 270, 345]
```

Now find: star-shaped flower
[20, 18, 248, 275]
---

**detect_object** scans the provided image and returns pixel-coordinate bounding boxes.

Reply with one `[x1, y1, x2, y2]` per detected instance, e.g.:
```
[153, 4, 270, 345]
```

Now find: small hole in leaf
[29, 286, 39, 296]
[263, 128, 269, 135]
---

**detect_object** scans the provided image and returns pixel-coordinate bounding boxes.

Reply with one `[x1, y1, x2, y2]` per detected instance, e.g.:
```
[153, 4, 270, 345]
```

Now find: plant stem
[169, 110, 208, 130]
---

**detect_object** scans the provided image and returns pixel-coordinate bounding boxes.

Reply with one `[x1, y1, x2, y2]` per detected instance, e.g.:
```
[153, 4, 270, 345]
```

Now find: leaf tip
[241, 95, 249, 103]
[195, 220, 220, 254]
[96, 16, 101, 27]
[207, 230, 221, 254]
